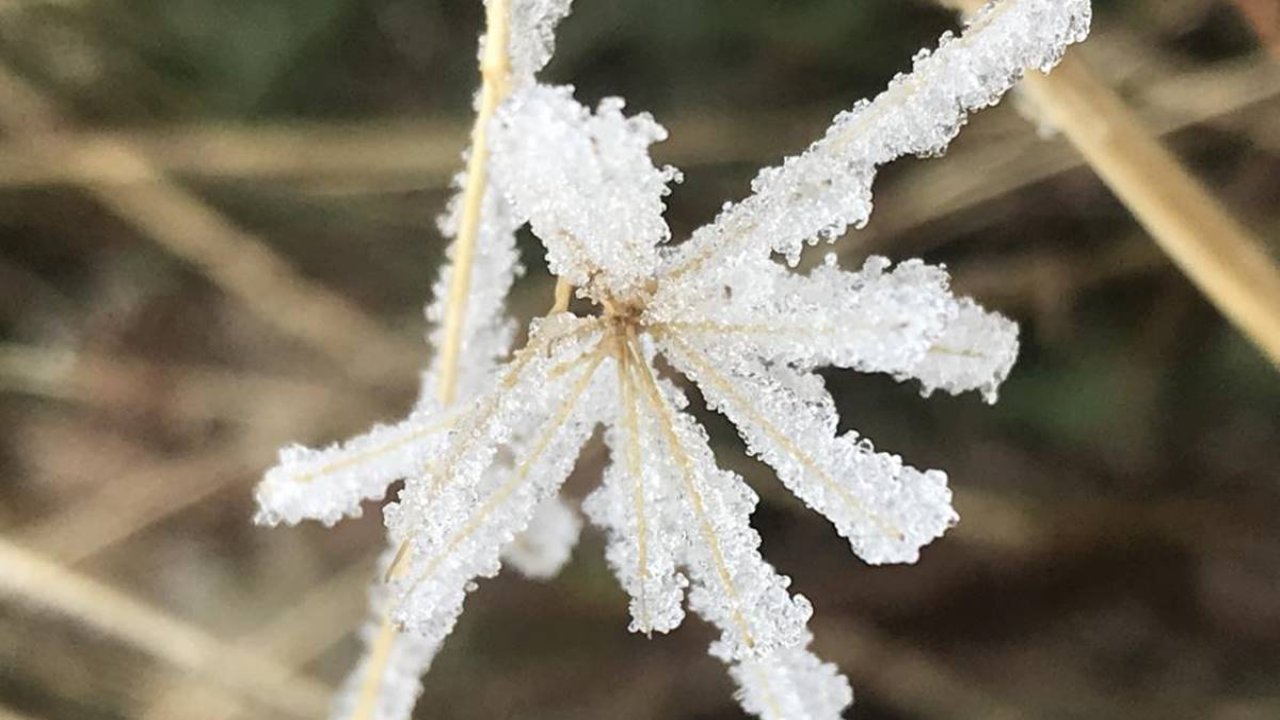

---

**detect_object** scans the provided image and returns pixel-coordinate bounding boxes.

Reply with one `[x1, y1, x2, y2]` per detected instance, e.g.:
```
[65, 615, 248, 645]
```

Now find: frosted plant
[254, 0, 1091, 718]
[256, 1, 579, 718]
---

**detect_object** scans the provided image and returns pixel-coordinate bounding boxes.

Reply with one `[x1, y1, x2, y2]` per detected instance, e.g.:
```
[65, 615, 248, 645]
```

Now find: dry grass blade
[14, 440, 257, 565]
[942, 0, 1280, 369]
[347, 0, 518, 715]
[0, 538, 331, 720]
[0, 62, 419, 384]
[141, 554, 377, 720]
[0, 112, 812, 190]
[1018, 54, 1280, 368]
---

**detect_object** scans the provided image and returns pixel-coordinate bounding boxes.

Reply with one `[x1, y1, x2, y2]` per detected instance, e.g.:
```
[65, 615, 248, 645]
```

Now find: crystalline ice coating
[423, 176, 524, 407]
[257, 0, 582, 531]
[728, 632, 854, 720]
[253, 409, 454, 527]
[659, 0, 1091, 294]
[256, 2, 1093, 719]
[506, 0, 575, 85]
[662, 340, 957, 565]
[490, 85, 679, 296]
[638, 375, 812, 660]
[650, 255, 960, 375]
[583, 368, 690, 635]
[269, 5, 585, 720]
[386, 317, 610, 642]
[904, 297, 1020, 403]
[500, 494, 582, 578]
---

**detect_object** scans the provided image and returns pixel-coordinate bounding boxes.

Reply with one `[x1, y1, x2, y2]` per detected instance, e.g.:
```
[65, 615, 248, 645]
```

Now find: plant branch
[351, 0, 516, 717]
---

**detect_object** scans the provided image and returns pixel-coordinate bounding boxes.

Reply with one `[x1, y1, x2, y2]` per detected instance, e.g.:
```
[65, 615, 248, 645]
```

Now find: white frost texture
[255, 2, 581, 720]
[729, 632, 854, 720]
[256, 1, 1090, 720]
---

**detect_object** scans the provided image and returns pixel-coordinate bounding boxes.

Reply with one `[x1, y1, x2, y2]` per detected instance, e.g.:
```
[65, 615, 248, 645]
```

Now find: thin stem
[615, 343, 653, 634]
[661, 0, 1020, 285]
[625, 335, 786, 718]
[353, 0, 514, 716]
[436, 0, 514, 408]
[657, 330, 904, 543]
[551, 278, 574, 313]
[401, 348, 606, 597]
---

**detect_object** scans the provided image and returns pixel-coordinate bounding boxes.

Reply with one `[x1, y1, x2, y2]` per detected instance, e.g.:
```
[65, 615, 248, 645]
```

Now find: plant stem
[436, 0, 513, 408]
[350, 1, 514, 718]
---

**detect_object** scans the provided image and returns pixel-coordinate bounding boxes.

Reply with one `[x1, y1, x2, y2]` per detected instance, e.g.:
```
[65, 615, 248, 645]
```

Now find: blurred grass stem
[0, 62, 418, 385]
[946, 0, 1280, 369]
[0, 538, 330, 720]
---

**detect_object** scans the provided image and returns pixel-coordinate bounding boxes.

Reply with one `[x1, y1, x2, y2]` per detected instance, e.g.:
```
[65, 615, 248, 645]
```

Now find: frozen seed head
[257, 2, 1092, 719]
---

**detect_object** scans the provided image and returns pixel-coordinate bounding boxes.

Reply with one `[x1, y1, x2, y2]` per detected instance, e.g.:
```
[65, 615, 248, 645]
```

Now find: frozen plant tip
[253, 0, 1091, 718]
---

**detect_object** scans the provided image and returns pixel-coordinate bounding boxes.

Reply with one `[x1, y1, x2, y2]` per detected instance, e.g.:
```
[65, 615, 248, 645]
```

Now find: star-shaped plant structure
[254, 0, 1091, 718]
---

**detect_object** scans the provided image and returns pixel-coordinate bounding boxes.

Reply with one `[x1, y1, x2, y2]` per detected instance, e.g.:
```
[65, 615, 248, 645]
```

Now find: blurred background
[1, 0, 1278, 718]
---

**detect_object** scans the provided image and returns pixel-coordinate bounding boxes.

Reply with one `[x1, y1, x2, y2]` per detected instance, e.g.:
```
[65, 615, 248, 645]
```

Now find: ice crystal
[255, 0, 1091, 718]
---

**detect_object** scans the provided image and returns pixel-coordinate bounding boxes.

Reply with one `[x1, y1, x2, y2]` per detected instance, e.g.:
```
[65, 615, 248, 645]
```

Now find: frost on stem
[661, 341, 959, 566]
[656, 0, 1092, 293]
[728, 632, 854, 720]
[385, 316, 611, 643]
[639, 375, 813, 661]
[507, 0, 575, 85]
[256, 0, 577, 531]
[254, 409, 453, 527]
[582, 355, 689, 635]
[501, 495, 583, 578]
[255, 3, 581, 720]
[329, 547, 443, 720]
[255, 1, 1091, 719]
[490, 84, 681, 296]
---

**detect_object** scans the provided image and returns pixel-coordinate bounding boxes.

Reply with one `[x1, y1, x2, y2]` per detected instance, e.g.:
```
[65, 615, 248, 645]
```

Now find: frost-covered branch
[657, 0, 1091, 294]
[254, 2, 1092, 719]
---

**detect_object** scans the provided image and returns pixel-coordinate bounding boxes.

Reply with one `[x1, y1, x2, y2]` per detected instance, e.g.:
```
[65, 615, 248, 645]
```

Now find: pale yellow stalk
[435, 0, 514, 407]
[350, 1, 515, 718]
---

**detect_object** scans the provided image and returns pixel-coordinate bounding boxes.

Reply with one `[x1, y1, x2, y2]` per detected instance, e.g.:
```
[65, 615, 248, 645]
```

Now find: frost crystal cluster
[253, 0, 1091, 718]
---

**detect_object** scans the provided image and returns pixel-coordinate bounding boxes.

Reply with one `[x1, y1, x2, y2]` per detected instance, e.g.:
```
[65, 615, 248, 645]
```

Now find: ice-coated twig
[657, 0, 1092, 296]
[727, 632, 854, 720]
[291, 2, 580, 719]
[256, 2, 1092, 719]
